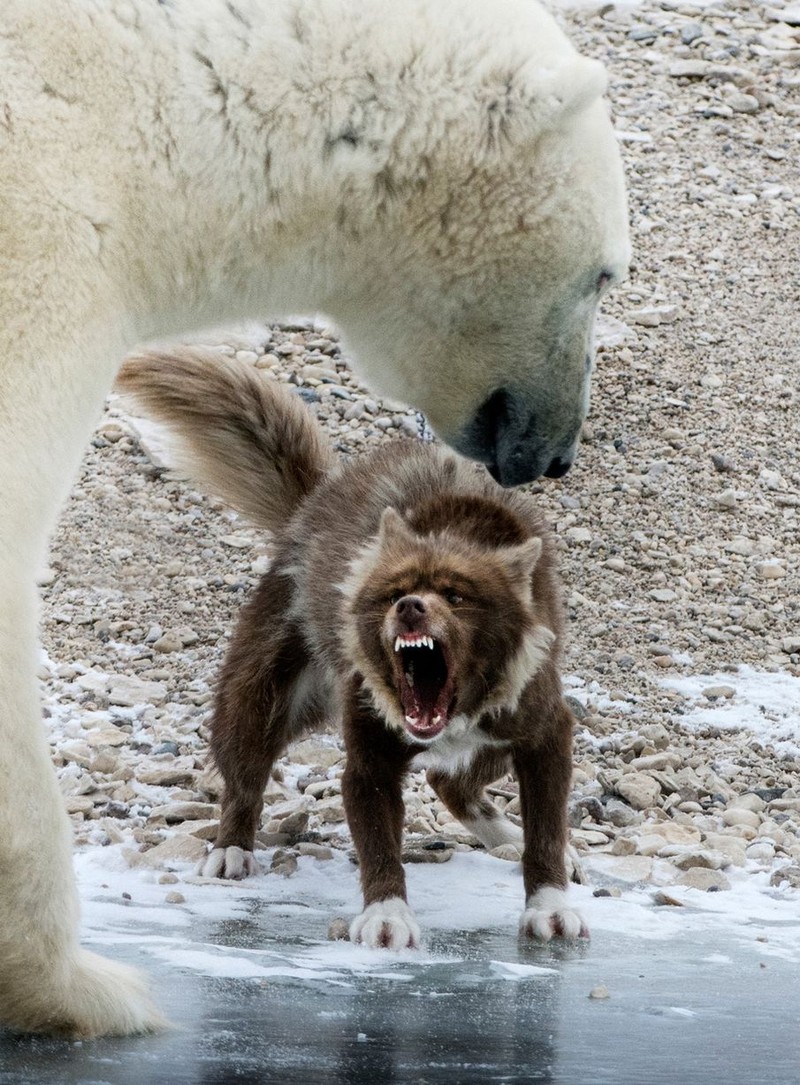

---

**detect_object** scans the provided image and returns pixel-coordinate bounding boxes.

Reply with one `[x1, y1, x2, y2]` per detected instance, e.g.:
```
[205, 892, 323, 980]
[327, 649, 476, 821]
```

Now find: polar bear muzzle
[454, 387, 579, 488]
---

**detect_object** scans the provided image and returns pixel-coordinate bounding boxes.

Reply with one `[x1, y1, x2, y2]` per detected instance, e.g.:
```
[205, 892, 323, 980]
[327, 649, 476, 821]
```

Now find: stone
[722, 807, 761, 830]
[125, 834, 208, 869]
[296, 843, 334, 861]
[165, 891, 186, 904]
[288, 739, 343, 770]
[328, 917, 350, 941]
[617, 774, 661, 811]
[769, 866, 800, 889]
[676, 868, 730, 891]
[107, 674, 168, 708]
[403, 847, 454, 863]
[652, 891, 683, 907]
[488, 844, 523, 862]
[670, 849, 729, 871]
[588, 985, 610, 1000]
[149, 801, 220, 823]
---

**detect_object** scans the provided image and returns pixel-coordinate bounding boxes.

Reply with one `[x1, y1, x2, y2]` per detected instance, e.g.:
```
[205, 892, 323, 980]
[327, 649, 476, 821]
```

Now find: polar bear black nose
[544, 456, 572, 479]
[459, 388, 566, 487]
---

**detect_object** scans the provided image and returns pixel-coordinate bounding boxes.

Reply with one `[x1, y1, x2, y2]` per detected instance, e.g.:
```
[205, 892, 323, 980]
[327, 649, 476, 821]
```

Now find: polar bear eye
[596, 269, 614, 294]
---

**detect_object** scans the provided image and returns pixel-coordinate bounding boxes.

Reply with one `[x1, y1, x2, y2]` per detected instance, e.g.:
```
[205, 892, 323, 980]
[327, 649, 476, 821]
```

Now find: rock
[588, 985, 610, 1000]
[652, 891, 684, 907]
[630, 753, 682, 772]
[328, 917, 350, 941]
[313, 797, 346, 824]
[589, 855, 654, 887]
[271, 853, 298, 877]
[296, 843, 334, 861]
[125, 834, 208, 869]
[702, 685, 735, 700]
[488, 844, 523, 862]
[107, 674, 168, 708]
[287, 739, 343, 771]
[153, 632, 183, 654]
[604, 799, 641, 828]
[138, 763, 198, 788]
[670, 848, 729, 871]
[676, 868, 730, 891]
[757, 562, 787, 580]
[746, 842, 775, 864]
[769, 866, 800, 889]
[149, 801, 220, 823]
[165, 891, 186, 904]
[617, 774, 661, 811]
[722, 807, 761, 830]
[158, 872, 179, 885]
[403, 847, 454, 863]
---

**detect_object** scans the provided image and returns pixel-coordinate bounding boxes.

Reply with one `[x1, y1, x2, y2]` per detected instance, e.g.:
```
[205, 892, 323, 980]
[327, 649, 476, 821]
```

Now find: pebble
[589, 985, 610, 1000]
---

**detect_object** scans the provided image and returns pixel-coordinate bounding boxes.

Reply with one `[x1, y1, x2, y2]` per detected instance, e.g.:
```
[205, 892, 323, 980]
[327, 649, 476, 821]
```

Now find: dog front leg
[342, 685, 419, 950]
[513, 698, 588, 942]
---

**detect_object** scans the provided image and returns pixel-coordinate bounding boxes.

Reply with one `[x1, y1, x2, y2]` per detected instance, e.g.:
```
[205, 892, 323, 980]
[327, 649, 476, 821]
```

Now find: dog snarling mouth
[392, 633, 455, 740]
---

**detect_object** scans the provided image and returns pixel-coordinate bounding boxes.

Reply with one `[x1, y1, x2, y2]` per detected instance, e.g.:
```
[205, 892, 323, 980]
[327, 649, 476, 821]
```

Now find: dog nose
[395, 595, 426, 624]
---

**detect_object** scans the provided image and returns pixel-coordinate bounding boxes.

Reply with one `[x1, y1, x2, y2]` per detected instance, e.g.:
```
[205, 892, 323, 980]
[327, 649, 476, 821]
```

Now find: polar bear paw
[1, 949, 166, 1039]
[519, 886, 588, 942]
[198, 845, 258, 880]
[350, 897, 421, 950]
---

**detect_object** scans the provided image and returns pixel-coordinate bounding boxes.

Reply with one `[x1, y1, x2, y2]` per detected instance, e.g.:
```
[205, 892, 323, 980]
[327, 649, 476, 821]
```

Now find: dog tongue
[401, 681, 448, 738]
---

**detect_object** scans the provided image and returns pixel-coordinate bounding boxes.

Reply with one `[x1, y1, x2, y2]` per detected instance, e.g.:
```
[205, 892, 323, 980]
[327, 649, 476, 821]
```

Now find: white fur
[350, 897, 421, 950]
[199, 846, 259, 880]
[519, 886, 587, 942]
[0, 0, 625, 1035]
[411, 716, 509, 772]
[461, 812, 524, 852]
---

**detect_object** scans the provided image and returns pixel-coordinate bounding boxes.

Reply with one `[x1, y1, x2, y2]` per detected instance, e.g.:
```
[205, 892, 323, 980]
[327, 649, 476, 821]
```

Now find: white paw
[2, 949, 167, 1039]
[349, 897, 421, 950]
[519, 886, 588, 942]
[198, 845, 258, 880]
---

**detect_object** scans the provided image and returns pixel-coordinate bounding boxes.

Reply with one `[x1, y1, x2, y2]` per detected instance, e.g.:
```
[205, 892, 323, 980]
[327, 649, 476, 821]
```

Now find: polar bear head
[311, 1, 630, 486]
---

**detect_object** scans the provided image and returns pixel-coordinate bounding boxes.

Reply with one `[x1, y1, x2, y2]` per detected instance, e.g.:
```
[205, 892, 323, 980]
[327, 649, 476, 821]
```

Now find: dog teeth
[394, 635, 435, 652]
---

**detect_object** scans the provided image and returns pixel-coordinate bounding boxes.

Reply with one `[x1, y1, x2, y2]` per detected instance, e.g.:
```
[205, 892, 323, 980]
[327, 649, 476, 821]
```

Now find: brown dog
[119, 348, 586, 948]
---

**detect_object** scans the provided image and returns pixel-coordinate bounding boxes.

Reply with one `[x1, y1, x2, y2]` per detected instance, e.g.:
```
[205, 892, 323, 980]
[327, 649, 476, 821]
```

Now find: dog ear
[377, 507, 420, 549]
[498, 536, 543, 585]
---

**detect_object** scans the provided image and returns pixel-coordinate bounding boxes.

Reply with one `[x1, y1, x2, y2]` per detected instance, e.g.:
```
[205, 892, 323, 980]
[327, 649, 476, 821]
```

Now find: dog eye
[389, 592, 403, 606]
[444, 590, 463, 606]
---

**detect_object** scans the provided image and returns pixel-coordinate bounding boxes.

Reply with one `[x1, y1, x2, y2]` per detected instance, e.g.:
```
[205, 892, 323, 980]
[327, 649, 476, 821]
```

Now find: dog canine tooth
[394, 636, 402, 652]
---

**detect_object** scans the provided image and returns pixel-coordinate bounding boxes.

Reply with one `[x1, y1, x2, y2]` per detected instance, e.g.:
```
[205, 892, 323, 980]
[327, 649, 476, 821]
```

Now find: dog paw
[519, 886, 588, 942]
[198, 845, 258, 880]
[349, 897, 421, 950]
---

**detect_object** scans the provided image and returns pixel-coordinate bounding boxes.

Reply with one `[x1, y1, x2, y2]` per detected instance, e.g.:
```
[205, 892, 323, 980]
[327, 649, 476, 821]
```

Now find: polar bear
[0, 0, 629, 1037]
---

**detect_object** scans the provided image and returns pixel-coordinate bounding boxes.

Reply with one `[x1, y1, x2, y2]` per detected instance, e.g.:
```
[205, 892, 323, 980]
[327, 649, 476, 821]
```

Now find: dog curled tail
[117, 348, 335, 531]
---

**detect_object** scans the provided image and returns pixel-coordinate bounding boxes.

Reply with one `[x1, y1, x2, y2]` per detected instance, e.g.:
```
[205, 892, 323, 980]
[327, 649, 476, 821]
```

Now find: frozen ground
[2, 837, 800, 1084]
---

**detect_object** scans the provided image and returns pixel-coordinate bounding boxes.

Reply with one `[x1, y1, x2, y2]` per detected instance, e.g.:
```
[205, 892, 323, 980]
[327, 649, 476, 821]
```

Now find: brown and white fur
[119, 348, 587, 949]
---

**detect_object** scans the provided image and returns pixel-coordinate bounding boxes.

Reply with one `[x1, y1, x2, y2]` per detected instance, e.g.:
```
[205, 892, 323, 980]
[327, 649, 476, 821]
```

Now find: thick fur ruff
[120, 348, 585, 948]
[0, 0, 624, 1035]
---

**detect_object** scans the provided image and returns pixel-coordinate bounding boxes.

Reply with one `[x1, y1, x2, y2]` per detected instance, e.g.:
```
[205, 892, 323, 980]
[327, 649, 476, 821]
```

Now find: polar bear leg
[0, 314, 163, 1036]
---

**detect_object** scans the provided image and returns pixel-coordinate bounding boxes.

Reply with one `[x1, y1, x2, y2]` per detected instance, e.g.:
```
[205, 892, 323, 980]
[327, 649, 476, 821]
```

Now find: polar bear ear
[483, 55, 607, 149]
[531, 56, 608, 132]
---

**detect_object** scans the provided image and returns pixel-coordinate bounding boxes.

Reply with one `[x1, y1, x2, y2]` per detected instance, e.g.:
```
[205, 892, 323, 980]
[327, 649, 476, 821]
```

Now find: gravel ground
[42, 0, 800, 899]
